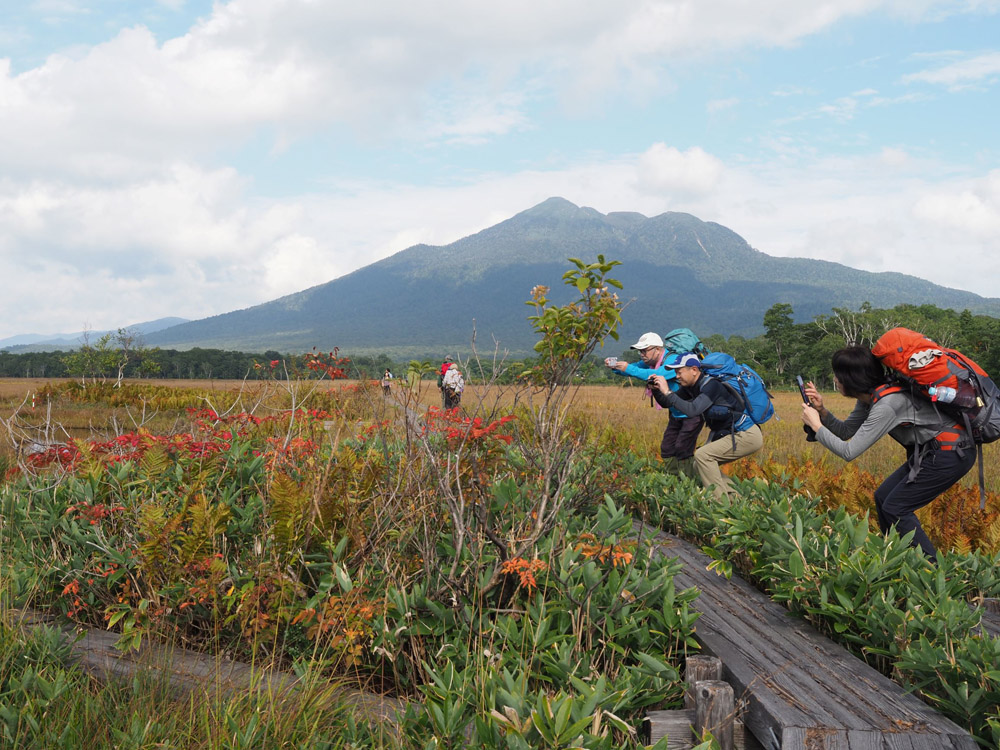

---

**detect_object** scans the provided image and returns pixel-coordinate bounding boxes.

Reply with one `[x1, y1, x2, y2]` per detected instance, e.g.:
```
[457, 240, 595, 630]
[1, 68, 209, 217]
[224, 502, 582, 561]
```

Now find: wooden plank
[14, 609, 405, 725]
[976, 599, 1000, 638]
[647, 710, 761, 750]
[647, 708, 695, 747]
[633, 520, 979, 749]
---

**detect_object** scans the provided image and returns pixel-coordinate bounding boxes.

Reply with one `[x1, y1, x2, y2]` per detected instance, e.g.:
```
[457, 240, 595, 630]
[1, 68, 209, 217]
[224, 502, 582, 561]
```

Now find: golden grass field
[1, 376, 997, 493]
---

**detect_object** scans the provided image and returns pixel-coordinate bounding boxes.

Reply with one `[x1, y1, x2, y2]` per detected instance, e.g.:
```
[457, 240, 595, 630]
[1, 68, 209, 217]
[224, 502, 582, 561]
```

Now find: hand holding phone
[797, 375, 817, 442]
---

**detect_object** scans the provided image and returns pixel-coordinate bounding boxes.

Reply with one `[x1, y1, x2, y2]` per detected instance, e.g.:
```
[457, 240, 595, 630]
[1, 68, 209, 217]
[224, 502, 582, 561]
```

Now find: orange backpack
[872, 328, 988, 394]
[873, 327, 1000, 507]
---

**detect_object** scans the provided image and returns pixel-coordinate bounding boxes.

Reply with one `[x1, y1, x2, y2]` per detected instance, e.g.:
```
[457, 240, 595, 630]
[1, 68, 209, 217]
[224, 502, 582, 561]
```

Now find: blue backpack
[700, 352, 775, 429]
[663, 328, 709, 357]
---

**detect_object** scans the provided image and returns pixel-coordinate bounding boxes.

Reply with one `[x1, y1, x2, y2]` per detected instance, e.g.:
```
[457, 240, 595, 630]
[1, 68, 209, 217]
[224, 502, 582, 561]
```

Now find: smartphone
[796, 375, 809, 404]
[606, 357, 618, 366]
[797, 376, 817, 442]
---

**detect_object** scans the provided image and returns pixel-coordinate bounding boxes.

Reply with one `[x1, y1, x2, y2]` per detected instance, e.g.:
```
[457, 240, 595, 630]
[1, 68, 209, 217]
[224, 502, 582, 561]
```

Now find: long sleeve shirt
[817, 390, 970, 461]
[612, 357, 687, 418]
[653, 373, 746, 438]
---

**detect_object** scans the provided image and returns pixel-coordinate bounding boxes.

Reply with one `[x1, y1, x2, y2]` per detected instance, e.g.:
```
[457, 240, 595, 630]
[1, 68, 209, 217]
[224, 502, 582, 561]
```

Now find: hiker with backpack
[442, 363, 465, 410]
[649, 352, 765, 500]
[800, 345, 976, 564]
[437, 358, 453, 409]
[606, 331, 705, 475]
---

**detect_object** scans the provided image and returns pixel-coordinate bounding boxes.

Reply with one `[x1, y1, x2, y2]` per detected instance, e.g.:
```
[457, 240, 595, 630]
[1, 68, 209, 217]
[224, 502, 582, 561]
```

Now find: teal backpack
[663, 328, 709, 357]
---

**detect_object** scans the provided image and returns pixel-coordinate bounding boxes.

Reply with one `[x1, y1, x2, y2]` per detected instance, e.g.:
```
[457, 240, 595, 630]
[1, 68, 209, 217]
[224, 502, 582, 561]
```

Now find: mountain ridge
[13, 198, 1000, 357]
[141, 197, 1000, 355]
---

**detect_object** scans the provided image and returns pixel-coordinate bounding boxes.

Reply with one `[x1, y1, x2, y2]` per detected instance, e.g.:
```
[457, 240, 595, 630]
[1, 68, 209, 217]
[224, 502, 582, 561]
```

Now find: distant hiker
[442, 363, 465, 410]
[381, 368, 393, 395]
[437, 358, 454, 409]
[606, 331, 704, 476]
[649, 352, 763, 500]
[801, 346, 975, 564]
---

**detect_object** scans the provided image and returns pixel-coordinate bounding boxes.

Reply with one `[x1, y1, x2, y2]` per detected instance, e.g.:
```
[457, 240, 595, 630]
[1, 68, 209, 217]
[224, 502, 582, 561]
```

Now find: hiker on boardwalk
[649, 352, 763, 500]
[801, 346, 975, 563]
[437, 358, 453, 409]
[606, 331, 703, 475]
[381, 368, 393, 395]
[442, 363, 464, 410]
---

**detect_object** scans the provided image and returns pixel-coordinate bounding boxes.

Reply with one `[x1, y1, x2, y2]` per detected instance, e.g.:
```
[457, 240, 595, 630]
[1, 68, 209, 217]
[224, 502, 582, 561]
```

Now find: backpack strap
[699, 374, 747, 450]
[871, 383, 903, 403]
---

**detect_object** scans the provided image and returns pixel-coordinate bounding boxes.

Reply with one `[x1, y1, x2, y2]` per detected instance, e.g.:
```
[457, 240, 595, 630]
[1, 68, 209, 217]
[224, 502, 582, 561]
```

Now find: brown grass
[3, 377, 997, 493]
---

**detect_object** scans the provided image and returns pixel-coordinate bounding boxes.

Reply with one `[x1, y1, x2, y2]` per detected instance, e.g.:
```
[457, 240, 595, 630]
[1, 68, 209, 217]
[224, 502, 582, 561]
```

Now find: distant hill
[1, 318, 189, 353]
[128, 198, 1000, 356]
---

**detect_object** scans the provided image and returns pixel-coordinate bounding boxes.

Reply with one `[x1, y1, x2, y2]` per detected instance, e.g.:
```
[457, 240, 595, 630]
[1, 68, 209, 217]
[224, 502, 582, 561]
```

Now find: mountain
[1, 317, 189, 353]
[125, 197, 1000, 357]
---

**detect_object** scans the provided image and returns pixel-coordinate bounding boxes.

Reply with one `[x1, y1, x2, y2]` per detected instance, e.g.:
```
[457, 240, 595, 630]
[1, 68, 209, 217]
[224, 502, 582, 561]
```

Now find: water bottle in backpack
[928, 384, 978, 409]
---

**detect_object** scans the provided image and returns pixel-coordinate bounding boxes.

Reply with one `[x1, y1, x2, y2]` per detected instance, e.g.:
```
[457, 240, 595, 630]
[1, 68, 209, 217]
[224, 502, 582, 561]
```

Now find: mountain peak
[517, 197, 603, 221]
[141, 201, 1000, 356]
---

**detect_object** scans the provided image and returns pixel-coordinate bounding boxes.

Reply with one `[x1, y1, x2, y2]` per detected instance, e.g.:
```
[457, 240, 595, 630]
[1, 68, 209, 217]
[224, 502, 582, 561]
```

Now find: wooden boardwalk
[15, 609, 404, 725]
[633, 519, 979, 750]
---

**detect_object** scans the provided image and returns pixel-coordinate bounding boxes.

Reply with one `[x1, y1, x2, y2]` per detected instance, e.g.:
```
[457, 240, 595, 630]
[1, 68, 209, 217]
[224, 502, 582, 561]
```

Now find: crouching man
[649, 353, 762, 500]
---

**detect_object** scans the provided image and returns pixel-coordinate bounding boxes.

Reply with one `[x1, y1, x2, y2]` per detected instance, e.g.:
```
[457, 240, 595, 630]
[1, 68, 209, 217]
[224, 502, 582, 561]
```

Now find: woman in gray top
[801, 346, 975, 563]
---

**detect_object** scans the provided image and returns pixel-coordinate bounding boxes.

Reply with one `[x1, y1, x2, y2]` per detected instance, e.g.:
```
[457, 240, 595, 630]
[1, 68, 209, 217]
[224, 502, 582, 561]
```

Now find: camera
[606, 357, 618, 366]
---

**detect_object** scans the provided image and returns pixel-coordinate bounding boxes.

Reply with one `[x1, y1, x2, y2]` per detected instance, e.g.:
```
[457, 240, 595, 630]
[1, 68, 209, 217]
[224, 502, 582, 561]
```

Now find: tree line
[2, 303, 998, 390]
[697, 302, 1000, 391]
[0, 330, 397, 383]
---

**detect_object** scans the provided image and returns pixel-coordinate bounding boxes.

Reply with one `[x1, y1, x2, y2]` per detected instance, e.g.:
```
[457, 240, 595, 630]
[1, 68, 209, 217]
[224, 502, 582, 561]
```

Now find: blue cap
[664, 352, 701, 369]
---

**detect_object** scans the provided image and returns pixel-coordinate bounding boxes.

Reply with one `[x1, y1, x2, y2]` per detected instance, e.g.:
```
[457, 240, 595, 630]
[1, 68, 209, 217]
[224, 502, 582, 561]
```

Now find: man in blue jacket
[606, 332, 704, 475]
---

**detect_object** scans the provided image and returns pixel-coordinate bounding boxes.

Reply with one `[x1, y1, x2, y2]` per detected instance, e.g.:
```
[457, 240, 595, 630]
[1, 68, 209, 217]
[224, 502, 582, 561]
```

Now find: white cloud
[1, 0, 999, 338]
[2, 0, 972, 175]
[707, 97, 740, 113]
[912, 169, 1000, 236]
[903, 51, 1000, 89]
[635, 144, 725, 197]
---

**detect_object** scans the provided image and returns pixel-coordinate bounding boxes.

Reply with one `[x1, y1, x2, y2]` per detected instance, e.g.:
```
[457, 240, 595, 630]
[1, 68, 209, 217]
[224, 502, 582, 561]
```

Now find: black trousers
[874, 445, 975, 562]
[660, 413, 704, 460]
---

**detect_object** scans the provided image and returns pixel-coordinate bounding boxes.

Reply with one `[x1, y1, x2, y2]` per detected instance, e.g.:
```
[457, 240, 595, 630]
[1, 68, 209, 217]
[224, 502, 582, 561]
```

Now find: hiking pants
[660, 413, 704, 477]
[874, 445, 975, 562]
[694, 424, 763, 501]
[660, 413, 704, 460]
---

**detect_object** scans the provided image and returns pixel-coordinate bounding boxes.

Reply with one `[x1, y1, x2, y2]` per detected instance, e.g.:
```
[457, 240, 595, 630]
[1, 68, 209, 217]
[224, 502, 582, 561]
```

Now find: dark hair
[831, 346, 887, 398]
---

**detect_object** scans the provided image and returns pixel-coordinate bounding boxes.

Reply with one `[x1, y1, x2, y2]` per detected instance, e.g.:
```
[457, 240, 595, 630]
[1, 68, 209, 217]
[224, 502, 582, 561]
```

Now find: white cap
[630, 332, 664, 350]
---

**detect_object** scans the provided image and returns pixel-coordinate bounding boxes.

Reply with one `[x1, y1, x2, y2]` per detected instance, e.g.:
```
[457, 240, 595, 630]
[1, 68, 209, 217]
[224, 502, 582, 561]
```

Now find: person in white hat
[650, 353, 763, 500]
[605, 332, 704, 475]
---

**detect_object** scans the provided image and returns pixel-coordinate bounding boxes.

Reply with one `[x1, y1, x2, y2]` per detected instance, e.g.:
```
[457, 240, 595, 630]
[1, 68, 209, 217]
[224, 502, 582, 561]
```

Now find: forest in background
[2, 301, 999, 391]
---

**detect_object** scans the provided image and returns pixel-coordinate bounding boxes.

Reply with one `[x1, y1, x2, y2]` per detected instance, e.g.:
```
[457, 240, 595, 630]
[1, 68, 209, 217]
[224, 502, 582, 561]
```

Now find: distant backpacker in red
[872, 327, 1000, 507]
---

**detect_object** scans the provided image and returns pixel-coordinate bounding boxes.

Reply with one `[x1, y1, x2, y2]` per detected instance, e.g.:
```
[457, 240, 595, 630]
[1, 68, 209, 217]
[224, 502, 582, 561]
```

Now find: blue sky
[1, 0, 999, 340]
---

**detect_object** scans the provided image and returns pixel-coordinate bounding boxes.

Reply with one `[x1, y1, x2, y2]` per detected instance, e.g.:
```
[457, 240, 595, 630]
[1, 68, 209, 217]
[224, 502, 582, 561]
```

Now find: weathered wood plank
[14, 609, 405, 725]
[647, 710, 761, 749]
[633, 519, 978, 749]
[976, 598, 1000, 638]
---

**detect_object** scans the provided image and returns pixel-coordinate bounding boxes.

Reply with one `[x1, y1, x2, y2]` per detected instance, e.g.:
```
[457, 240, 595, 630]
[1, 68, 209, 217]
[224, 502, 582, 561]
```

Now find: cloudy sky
[2, 0, 999, 339]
